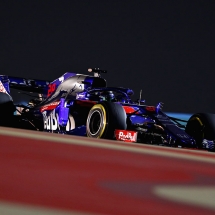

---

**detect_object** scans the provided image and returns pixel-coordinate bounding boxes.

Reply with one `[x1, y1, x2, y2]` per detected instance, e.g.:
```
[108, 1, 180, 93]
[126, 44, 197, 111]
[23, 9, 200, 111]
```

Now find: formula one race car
[0, 68, 215, 151]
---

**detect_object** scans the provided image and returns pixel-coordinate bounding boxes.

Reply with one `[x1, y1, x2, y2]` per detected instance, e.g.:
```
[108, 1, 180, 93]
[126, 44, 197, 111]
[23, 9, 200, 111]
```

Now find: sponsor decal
[43, 109, 58, 131]
[43, 109, 74, 131]
[40, 101, 60, 112]
[0, 81, 8, 94]
[47, 83, 56, 97]
[115, 129, 137, 142]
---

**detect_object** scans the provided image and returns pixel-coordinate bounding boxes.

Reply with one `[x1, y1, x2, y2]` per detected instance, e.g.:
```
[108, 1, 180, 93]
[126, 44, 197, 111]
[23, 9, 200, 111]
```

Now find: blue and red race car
[0, 68, 215, 151]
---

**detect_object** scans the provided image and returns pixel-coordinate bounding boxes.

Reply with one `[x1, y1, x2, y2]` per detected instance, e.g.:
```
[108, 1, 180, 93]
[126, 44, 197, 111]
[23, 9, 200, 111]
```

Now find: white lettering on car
[43, 110, 58, 131]
[43, 110, 75, 131]
[118, 131, 137, 142]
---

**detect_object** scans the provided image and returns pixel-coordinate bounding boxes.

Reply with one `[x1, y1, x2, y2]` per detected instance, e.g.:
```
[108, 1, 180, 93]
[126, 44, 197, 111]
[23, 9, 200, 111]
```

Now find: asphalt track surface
[1, 127, 215, 215]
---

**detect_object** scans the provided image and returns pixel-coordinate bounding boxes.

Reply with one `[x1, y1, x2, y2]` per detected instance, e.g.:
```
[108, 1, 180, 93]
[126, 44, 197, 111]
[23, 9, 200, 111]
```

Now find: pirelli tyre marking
[86, 104, 107, 138]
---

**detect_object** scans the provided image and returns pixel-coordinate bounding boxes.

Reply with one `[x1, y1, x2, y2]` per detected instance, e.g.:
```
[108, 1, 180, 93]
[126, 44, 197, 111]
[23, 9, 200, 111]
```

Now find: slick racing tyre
[86, 101, 126, 139]
[185, 113, 215, 150]
[0, 92, 16, 126]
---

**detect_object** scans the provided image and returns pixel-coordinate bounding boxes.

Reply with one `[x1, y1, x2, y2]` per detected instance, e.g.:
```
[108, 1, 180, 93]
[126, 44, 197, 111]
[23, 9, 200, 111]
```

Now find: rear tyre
[0, 92, 16, 126]
[86, 101, 126, 139]
[185, 113, 215, 150]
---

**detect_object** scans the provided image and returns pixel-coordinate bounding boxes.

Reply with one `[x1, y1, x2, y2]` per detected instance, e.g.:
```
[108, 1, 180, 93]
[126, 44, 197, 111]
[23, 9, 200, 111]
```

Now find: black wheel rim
[89, 111, 102, 135]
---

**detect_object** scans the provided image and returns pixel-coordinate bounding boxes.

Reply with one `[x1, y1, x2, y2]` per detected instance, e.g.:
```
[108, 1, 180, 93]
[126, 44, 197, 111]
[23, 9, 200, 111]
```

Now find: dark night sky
[1, 0, 215, 113]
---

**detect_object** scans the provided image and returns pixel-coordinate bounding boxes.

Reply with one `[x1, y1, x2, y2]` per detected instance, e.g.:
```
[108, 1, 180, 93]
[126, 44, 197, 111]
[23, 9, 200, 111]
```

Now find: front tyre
[86, 101, 126, 139]
[185, 113, 215, 150]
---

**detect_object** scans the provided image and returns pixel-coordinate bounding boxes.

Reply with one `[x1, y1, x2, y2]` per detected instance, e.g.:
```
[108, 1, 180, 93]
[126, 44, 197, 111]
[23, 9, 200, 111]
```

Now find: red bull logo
[115, 129, 137, 142]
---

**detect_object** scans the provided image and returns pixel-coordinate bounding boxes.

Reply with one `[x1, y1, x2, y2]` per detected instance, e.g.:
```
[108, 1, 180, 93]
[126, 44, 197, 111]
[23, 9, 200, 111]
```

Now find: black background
[1, 0, 215, 113]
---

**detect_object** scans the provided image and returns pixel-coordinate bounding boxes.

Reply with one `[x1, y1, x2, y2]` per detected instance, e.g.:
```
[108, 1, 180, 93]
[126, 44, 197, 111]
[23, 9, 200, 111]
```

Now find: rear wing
[0, 75, 50, 94]
[0, 68, 107, 94]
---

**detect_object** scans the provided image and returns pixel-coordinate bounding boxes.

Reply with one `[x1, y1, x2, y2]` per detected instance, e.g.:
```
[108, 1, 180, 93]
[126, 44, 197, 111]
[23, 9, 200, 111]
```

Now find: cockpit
[76, 87, 134, 104]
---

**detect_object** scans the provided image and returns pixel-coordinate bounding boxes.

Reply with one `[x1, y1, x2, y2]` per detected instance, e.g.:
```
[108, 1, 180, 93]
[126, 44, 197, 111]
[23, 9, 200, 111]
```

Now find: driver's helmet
[100, 91, 115, 101]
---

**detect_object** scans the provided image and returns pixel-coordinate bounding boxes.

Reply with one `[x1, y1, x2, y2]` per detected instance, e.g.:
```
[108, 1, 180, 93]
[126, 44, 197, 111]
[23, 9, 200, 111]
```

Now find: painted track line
[0, 201, 96, 215]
